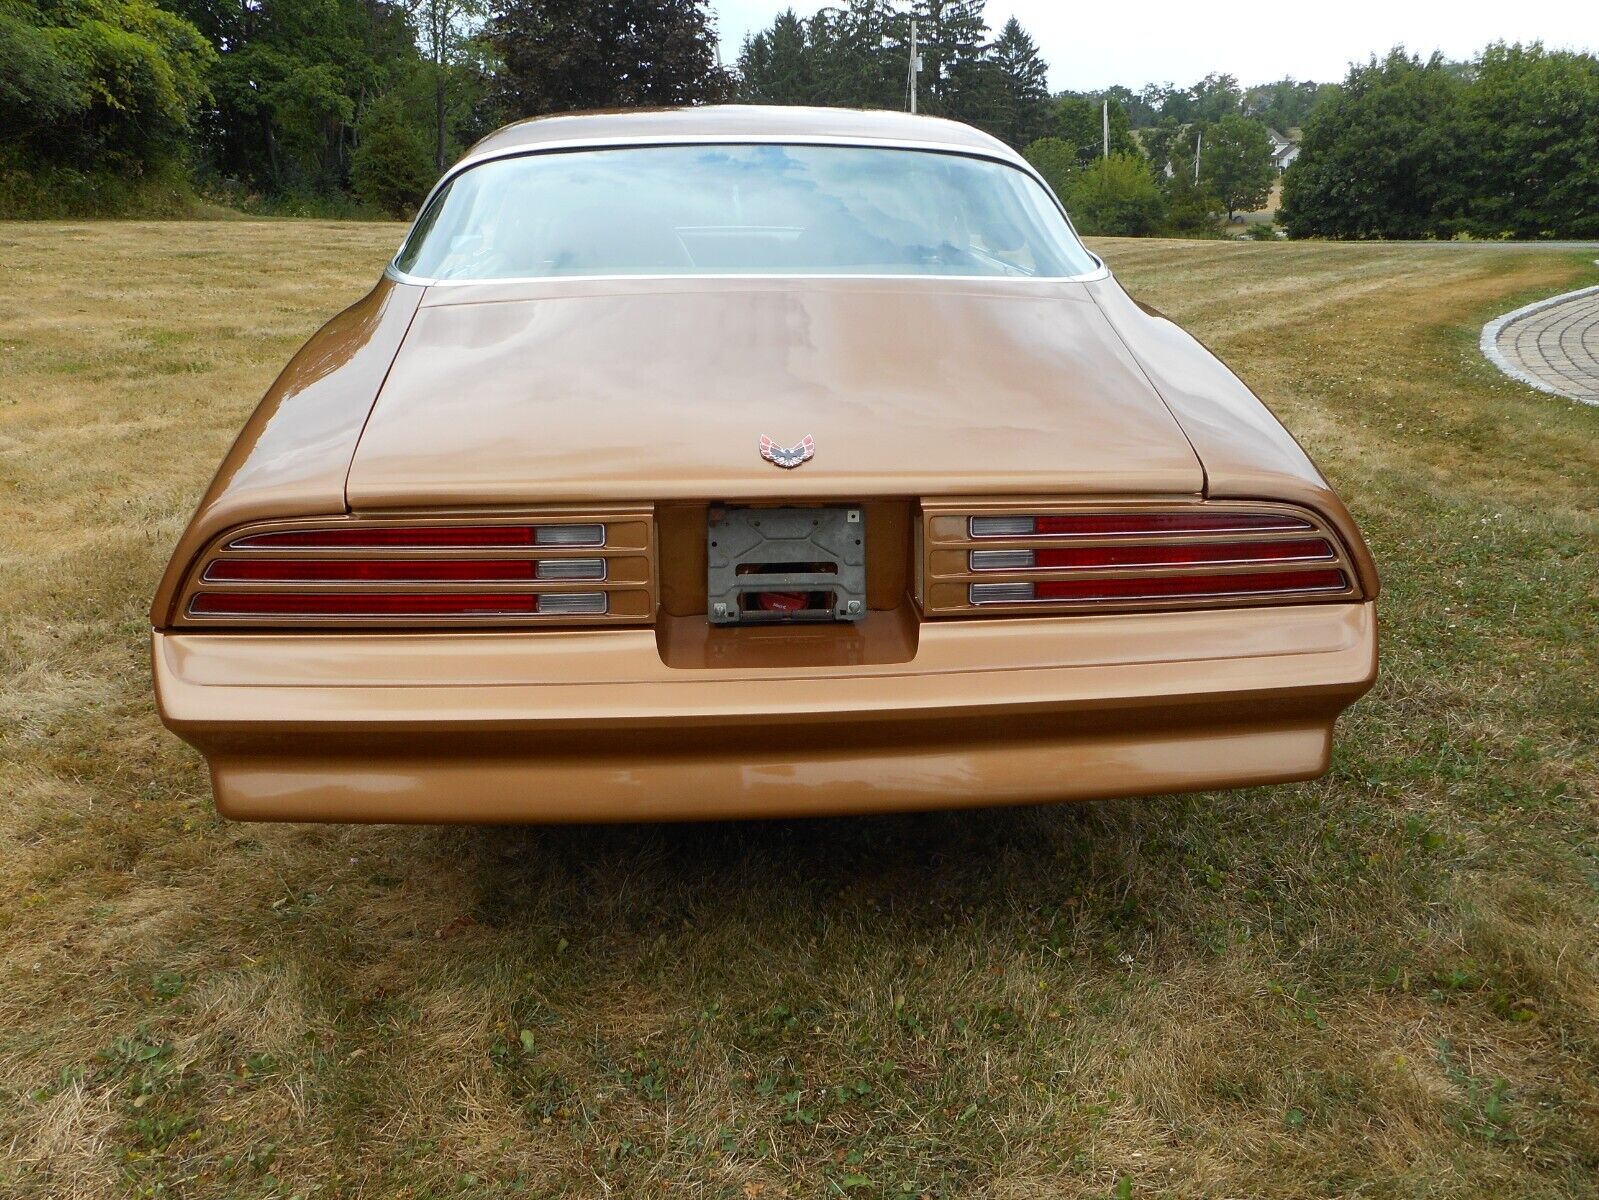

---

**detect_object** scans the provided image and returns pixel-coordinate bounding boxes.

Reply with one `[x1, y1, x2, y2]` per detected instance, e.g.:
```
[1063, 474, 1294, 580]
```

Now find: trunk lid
[345, 277, 1202, 507]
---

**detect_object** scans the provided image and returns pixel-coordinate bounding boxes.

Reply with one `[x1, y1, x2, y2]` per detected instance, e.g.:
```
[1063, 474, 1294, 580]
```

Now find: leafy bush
[351, 100, 437, 218]
[1065, 153, 1166, 236]
[1022, 136, 1077, 201]
[1162, 167, 1223, 236]
[0, 154, 204, 219]
[5, 0, 213, 168]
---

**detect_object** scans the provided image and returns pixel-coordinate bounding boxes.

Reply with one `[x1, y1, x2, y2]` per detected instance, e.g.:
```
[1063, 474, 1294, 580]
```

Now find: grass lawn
[0, 223, 1595, 1198]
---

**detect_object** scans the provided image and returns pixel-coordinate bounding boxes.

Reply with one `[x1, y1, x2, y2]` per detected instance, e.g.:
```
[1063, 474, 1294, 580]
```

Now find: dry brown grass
[1, 223, 1595, 1198]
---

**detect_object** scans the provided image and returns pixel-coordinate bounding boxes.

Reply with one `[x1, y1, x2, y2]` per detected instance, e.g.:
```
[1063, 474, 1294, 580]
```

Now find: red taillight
[970, 512, 1313, 539]
[970, 539, 1334, 572]
[970, 569, 1348, 606]
[189, 592, 608, 617]
[205, 558, 541, 582]
[180, 515, 652, 626]
[228, 523, 604, 549]
[191, 592, 540, 616]
[925, 504, 1359, 616]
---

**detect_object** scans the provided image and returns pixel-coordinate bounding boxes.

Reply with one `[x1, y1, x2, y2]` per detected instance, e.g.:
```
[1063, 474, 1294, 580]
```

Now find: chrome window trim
[385, 135, 1110, 287]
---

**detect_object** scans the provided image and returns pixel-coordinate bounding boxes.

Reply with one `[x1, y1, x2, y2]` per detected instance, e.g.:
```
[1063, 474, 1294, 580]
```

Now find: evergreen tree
[737, 9, 816, 105]
[805, 1, 901, 109]
[907, 0, 988, 117]
[987, 17, 1050, 147]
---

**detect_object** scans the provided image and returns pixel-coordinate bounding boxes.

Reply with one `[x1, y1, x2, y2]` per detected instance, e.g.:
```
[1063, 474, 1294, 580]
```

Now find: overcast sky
[712, 1, 1598, 93]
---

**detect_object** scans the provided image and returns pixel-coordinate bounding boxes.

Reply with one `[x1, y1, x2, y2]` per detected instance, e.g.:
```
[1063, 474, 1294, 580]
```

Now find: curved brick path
[1481, 282, 1599, 406]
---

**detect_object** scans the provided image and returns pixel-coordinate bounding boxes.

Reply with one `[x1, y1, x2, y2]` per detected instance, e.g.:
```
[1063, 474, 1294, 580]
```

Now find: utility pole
[908, 19, 920, 113]
[1195, 130, 1202, 184]
[1102, 99, 1109, 159]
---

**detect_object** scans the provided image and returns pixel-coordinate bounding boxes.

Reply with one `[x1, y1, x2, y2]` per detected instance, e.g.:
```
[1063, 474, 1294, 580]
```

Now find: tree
[1188, 72, 1242, 123]
[1163, 164, 1220, 235]
[1066, 153, 1165, 236]
[351, 95, 434, 214]
[1105, 83, 1157, 127]
[1200, 113, 1274, 219]
[986, 17, 1050, 147]
[737, 8, 818, 105]
[412, 0, 486, 171]
[1051, 95, 1138, 169]
[738, 2, 902, 109]
[906, 0, 988, 117]
[1450, 42, 1599, 238]
[2, 0, 213, 170]
[0, 10, 86, 138]
[738, 3, 1050, 147]
[488, 0, 731, 118]
[1022, 136, 1076, 199]
[1280, 49, 1465, 239]
[170, 0, 420, 196]
[805, 1, 902, 109]
[1243, 77, 1331, 132]
[1138, 117, 1190, 179]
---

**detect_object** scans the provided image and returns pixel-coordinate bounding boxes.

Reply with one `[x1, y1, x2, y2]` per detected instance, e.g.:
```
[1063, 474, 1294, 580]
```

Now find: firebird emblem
[759, 434, 816, 469]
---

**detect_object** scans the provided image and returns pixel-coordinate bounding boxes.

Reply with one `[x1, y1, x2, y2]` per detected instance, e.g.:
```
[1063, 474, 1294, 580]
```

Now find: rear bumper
[152, 602, 1377, 822]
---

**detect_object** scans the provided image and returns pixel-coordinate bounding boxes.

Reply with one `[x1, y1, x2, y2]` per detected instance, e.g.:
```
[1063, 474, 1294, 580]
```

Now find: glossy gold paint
[344, 278, 1204, 508]
[152, 601, 1376, 822]
[150, 107, 1379, 823]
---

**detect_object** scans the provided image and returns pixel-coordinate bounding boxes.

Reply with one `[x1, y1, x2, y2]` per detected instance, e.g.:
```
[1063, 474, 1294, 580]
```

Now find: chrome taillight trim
[535, 592, 608, 615]
[533, 524, 606, 548]
[534, 557, 607, 581]
[969, 549, 1036, 572]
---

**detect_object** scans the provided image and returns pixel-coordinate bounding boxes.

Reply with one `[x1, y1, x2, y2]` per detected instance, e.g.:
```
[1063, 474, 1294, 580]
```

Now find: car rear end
[150, 115, 1377, 822]
[152, 494, 1375, 822]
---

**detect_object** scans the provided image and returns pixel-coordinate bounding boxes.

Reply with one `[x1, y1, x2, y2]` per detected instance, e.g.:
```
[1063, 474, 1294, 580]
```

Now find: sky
[711, 1, 1599, 93]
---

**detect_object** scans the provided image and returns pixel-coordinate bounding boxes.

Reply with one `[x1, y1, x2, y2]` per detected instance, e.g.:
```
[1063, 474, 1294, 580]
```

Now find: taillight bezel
[919, 499, 1362, 617]
[172, 509, 655, 628]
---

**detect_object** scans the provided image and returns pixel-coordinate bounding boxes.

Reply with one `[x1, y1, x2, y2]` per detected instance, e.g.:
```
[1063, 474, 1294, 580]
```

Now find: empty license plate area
[707, 506, 867, 624]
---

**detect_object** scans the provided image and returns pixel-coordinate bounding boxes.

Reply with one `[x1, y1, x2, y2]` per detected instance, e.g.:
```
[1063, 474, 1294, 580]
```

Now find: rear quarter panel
[149, 278, 424, 627]
[1086, 276, 1379, 597]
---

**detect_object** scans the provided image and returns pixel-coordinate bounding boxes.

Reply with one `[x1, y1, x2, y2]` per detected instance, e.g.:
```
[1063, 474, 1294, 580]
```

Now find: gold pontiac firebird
[150, 106, 1378, 823]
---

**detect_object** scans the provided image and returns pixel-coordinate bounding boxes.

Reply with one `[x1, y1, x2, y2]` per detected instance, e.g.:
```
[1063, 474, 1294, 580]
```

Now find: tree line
[0, 0, 733, 216]
[1283, 45, 1599, 239]
[736, 5, 1293, 237]
[1, 0, 1595, 240]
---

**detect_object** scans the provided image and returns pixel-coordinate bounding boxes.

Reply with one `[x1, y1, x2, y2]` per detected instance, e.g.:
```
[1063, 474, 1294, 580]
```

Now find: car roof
[463, 105, 1021, 164]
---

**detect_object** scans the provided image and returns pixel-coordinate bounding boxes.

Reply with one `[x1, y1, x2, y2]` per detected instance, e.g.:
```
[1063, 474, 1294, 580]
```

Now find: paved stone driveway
[1482, 284, 1599, 405]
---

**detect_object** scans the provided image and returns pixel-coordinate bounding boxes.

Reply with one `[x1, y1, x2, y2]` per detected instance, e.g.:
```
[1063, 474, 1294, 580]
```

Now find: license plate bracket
[707, 505, 867, 624]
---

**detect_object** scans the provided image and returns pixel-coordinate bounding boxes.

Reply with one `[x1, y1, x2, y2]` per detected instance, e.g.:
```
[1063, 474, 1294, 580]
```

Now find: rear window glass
[394, 143, 1097, 281]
